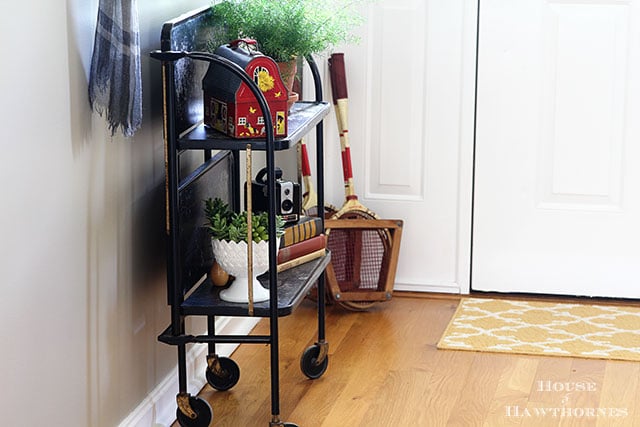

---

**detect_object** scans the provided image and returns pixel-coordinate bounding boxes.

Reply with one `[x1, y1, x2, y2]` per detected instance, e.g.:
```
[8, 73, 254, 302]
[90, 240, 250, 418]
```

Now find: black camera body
[248, 167, 301, 223]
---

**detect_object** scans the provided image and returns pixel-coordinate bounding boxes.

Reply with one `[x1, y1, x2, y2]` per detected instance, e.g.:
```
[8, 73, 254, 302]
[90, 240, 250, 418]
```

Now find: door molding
[456, 0, 479, 295]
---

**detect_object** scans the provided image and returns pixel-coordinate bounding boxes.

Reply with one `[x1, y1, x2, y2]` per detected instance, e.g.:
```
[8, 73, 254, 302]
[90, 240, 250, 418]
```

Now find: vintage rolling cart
[151, 7, 331, 427]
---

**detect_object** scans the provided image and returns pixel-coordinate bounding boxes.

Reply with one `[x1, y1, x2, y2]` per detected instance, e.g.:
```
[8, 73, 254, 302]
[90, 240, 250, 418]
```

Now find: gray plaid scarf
[88, 0, 142, 137]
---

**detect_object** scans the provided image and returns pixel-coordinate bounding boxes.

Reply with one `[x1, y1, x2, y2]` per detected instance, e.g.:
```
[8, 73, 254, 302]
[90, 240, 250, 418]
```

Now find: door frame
[455, 0, 479, 295]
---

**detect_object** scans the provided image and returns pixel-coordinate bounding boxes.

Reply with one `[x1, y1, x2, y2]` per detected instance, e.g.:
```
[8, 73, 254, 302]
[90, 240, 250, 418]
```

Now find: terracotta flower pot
[277, 59, 299, 111]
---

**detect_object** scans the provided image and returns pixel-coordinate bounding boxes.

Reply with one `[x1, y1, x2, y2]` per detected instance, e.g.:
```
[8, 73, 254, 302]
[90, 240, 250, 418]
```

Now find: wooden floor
[186, 294, 640, 426]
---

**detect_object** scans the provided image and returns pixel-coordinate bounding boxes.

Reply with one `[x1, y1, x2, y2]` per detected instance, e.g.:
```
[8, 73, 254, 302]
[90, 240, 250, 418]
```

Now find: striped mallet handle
[329, 53, 357, 201]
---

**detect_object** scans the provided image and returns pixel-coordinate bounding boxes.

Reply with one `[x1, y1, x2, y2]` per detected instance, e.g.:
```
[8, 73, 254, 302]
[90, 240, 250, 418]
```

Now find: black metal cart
[151, 7, 331, 427]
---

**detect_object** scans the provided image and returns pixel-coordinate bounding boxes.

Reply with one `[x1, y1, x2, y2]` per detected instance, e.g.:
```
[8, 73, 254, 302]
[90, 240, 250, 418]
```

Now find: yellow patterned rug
[437, 298, 640, 362]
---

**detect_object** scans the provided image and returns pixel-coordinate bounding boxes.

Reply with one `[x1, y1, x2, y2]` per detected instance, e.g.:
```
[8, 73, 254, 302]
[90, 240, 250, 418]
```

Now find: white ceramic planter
[211, 238, 279, 303]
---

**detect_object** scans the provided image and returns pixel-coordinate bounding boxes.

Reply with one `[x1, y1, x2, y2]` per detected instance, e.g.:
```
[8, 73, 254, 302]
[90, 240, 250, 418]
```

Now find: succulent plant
[204, 197, 284, 243]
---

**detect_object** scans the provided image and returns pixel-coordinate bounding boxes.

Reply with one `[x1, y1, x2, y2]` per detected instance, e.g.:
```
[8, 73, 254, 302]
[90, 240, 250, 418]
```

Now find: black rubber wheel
[176, 396, 212, 427]
[206, 356, 240, 391]
[300, 344, 329, 379]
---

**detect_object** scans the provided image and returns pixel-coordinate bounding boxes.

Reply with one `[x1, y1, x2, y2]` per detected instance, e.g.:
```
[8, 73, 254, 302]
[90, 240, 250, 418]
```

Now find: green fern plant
[204, 197, 284, 243]
[209, 0, 370, 62]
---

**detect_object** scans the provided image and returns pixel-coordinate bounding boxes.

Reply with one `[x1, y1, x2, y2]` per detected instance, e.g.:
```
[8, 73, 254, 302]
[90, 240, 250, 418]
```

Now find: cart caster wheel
[270, 421, 299, 427]
[300, 344, 328, 379]
[206, 356, 240, 391]
[176, 396, 212, 427]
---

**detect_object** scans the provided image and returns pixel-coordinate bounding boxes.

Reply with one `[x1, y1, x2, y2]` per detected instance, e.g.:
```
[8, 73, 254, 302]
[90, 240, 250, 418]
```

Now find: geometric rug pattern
[437, 298, 640, 362]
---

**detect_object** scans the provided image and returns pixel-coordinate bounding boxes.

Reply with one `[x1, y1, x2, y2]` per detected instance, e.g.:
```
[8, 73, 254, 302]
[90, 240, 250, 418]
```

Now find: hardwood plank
[419, 348, 475, 424]
[557, 359, 606, 427]
[519, 357, 574, 427]
[360, 369, 433, 425]
[483, 357, 539, 426]
[447, 352, 505, 426]
[173, 294, 640, 426]
[316, 309, 399, 426]
[595, 361, 639, 427]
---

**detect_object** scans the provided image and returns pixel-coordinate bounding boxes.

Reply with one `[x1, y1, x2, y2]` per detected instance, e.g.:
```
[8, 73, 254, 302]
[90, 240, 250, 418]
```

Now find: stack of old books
[277, 216, 326, 272]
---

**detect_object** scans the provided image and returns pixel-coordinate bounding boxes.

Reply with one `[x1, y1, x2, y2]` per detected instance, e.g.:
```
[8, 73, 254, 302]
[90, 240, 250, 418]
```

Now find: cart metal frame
[151, 8, 331, 426]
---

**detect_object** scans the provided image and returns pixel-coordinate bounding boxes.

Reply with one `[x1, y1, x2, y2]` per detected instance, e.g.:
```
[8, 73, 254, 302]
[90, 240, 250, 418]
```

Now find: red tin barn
[203, 39, 288, 139]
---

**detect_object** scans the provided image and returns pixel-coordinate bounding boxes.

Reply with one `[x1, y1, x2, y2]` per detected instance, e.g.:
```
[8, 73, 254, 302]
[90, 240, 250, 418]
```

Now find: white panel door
[314, 0, 477, 293]
[473, 0, 640, 297]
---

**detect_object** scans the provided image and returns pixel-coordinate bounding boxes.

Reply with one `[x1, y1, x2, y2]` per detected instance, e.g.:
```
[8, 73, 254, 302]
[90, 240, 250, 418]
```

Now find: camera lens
[281, 199, 293, 212]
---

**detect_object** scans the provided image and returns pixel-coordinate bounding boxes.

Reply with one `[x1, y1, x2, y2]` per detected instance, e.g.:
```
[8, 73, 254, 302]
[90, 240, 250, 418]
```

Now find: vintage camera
[248, 167, 301, 223]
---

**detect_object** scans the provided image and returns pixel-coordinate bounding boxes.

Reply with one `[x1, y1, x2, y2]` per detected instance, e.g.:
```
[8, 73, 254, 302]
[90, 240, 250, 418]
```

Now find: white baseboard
[118, 316, 261, 427]
[393, 281, 462, 294]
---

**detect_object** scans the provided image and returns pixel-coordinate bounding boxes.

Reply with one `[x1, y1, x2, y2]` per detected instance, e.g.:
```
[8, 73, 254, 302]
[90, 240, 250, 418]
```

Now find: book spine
[281, 217, 323, 247]
[277, 248, 326, 273]
[277, 234, 326, 264]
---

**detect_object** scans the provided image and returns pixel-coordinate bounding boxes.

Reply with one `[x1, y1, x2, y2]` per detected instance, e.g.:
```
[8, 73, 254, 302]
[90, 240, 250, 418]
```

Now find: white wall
[0, 1, 216, 426]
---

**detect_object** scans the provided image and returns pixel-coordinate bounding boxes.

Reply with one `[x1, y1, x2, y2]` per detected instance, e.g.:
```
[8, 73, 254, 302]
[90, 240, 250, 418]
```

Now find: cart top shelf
[181, 252, 330, 317]
[178, 101, 330, 151]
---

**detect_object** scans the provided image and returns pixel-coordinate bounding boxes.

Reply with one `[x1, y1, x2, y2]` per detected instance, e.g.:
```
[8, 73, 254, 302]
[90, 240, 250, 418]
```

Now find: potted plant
[205, 197, 285, 303]
[208, 0, 368, 103]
